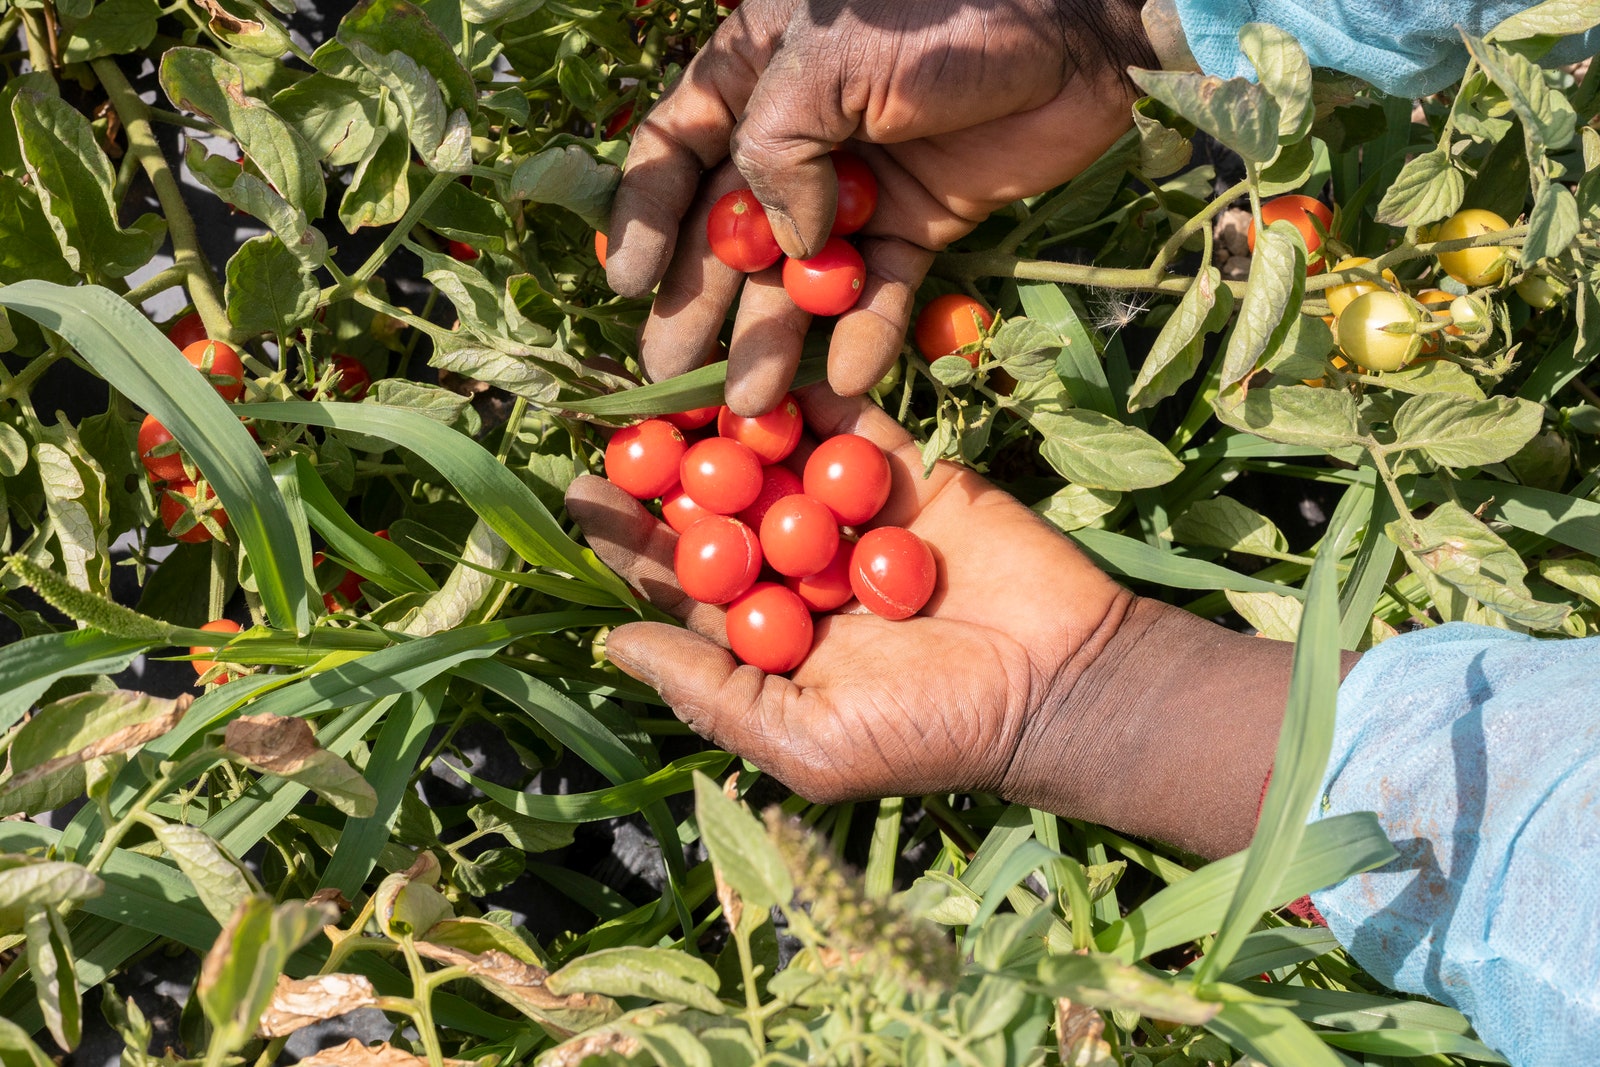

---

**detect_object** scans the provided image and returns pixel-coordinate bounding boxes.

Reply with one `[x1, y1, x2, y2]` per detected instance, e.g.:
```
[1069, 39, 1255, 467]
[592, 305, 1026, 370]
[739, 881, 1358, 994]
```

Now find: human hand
[570, 390, 1316, 858]
[604, 0, 1153, 415]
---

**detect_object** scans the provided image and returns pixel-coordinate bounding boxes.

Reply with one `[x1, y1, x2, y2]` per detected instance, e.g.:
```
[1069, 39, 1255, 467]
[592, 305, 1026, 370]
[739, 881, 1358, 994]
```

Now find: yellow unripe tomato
[1433, 209, 1512, 287]
[1414, 289, 1458, 352]
[1516, 272, 1568, 309]
[1337, 291, 1423, 372]
[1325, 257, 1400, 317]
[1449, 295, 1490, 336]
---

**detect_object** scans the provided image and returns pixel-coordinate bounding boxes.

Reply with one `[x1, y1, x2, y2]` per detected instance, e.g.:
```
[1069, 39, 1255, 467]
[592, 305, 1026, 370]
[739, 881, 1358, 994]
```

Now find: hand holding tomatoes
[603, 0, 1149, 415]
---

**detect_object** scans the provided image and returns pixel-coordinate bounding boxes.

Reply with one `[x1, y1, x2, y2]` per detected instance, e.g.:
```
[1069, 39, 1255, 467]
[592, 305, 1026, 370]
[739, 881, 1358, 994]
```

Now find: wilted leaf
[153, 823, 257, 925]
[1128, 69, 1280, 163]
[1132, 100, 1193, 178]
[6, 690, 186, 802]
[374, 852, 453, 938]
[1389, 502, 1570, 630]
[298, 1040, 473, 1067]
[547, 947, 724, 1015]
[1031, 410, 1183, 491]
[273, 73, 379, 167]
[198, 895, 340, 1053]
[185, 143, 327, 270]
[0, 857, 103, 933]
[24, 904, 80, 1050]
[223, 714, 378, 816]
[257, 974, 380, 1038]
[1376, 150, 1464, 228]
[414, 942, 618, 1036]
[425, 916, 544, 965]
[1389, 393, 1543, 468]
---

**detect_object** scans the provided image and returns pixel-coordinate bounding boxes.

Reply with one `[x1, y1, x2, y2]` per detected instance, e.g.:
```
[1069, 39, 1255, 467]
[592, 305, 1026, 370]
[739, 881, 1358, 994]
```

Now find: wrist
[998, 595, 1295, 859]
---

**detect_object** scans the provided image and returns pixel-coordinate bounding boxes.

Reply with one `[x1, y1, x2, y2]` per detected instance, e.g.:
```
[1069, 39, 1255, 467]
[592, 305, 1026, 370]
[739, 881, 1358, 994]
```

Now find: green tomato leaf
[1128, 68, 1281, 163]
[153, 823, 257, 926]
[547, 946, 724, 1015]
[12, 95, 164, 279]
[272, 72, 380, 167]
[1132, 98, 1194, 178]
[1389, 393, 1543, 468]
[1521, 177, 1580, 265]
[159, 48, 326, 218]
[1032, 484, 1121, 533]
[59, 0, 159, 63]
[23, 904, 80, 1050]
[1130, 268, 1231, 411]
[1540, 558, 1600, 607]
[339, 124, 412, 231]
[338, 0, 477, 116]
[1225, 589, 1305, 640]
[0, 857, 102, 934]
[1220, 221, 1305, 392]
[1172, 497, 1296, 560]
[1488, 0, 1600, 40]
[225, 234, 318, 339]
[693, 773, 793, 912]
[1215, 383, 1365, 449]
[453, 848, 526, 897]
[1464, 32, 1578, 161]
[508, 145, 621, 230]
[0, 177, 75, 285]
[0, 1017, 53, 1067]
[1389, 502, 1570, 631]
[930, 355, 975, 387]
[1375, 149, 1465, 227]
[185, 143, 327, 269]
[1031, 410, 1183, 491]
[990, 318, 1060, 382]
[344, 41, 471, 172]
[1239, 22, 1313, 143]
[1257, 137, 1317, 197]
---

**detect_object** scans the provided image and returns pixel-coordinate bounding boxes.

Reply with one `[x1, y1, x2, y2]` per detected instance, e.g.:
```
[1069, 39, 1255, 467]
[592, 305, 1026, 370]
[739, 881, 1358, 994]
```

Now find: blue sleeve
[1309, 622, 1600, 1066]
[1172, 0, 1600, 97]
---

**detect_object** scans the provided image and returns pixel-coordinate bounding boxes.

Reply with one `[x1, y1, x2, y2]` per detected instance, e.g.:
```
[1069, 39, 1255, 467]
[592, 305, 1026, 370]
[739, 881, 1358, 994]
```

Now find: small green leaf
[468, 803, 577, 852]
[1225, 590, 1304, 639]
[989, 318, 1060, 381]
[1489, 0, 1600, 40]
[1130, 269, 1231, 411]
[225, 234, 318, 339]
[508, 145, 621, 230]
[1032, 484, 1121, 533]
[1540, 558, 1600, 606]
[272, 73, 379, 167]
[1257, 137, 1316, 197]
[930, 355, 975, 387]
[1389, 393, 1543, 468]
[1464, 33, 1578, 159]
[1214, 383, 1364, 449]
[1389, 501, 1570, 631]
[23, 904, 80, 1050]
[1521, 178, 1580, 265]
[1376, 150, 1465, 227]
[153, 824, 257, 925]
[0, 857, 102, 934]
[1172, 497, 1295, 560]
[339, 123, 412, 231]
[59, 0, 159, 63]
[1132, 99, 1193, 178]
[453, 848, 526, 897]
[1239, 23, 1312, 142]
[0, 1011, 53, 1067]
[547, 947, 724, 1015]
[1220, 221, 1305, 391]
[693, 773, 792, 912]
[1128, 69, 1281, 163]
[1031, 410, 1183, 491]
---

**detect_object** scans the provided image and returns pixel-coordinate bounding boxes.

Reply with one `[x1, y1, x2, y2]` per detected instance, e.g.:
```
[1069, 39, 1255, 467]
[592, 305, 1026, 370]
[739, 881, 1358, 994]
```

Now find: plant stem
[351, 171, 458, 287]
[1149, 177, 1250, 274]
[400, 937, 447, 1067]
[935, 249, 1248, 299]
[123, 265, 189, 307]
[91, 58, 230, 341]
[0, 351, 63, 404]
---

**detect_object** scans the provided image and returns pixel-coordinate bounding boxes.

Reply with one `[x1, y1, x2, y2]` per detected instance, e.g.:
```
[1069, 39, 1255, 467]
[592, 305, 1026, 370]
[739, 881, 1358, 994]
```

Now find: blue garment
[1173, 0, 1600, 97]
[1310, 623, 1600, 1066]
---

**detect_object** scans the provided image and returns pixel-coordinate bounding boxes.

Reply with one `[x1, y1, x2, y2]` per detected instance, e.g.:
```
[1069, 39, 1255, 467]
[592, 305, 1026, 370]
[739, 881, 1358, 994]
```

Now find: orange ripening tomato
[191, 619, 243, 683]
[914, 294, 994, 366]
[181, 339, 246, 402]
[1248, 196, 1335, 274]
[160, 482, 228, 544]
[595, 231, 608, 270]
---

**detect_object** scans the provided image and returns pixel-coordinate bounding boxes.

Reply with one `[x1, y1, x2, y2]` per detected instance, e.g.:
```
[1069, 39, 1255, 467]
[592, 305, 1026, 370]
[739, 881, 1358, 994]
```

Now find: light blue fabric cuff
[1172, 0, 1600, 97]
[1309, 623, 1600, 1066]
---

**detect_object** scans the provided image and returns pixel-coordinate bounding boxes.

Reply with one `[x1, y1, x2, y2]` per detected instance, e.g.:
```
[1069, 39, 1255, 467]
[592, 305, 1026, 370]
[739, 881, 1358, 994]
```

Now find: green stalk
[91, 58, 230, 341]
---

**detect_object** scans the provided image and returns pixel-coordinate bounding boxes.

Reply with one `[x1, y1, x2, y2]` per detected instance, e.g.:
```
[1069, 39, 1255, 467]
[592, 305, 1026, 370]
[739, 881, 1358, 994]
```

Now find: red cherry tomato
[191, 618, 242, 682]
[759, 494, 840, 578]
[331, 354, 372, 400]
[138, 414, 187, 483]
[787, 536, 855, 611]
[914, 294, 994, 366]
[181, 339, 246, 402]
[830, 152, 878, 236]
[665, 405, 719, 430]
[782, 237, 865, 316]
[679, 437, 763, 514]
[717, 393, 802, 463]
[595, 231, 609, 269]
[849, 526, 934, 620]
[661, 483, 717, 533]
[674, 515, 764, 604]
[603, 102, 634, 139]
[803, 433, 891, 526]
[446, 239, 480, 262]
[374, 528, 391, 541]
[605, 419, 688, 500]
[707, 189, 782, 273]
[166, 312, 208, 350]
[161, 482, 228, 544]
[725, 582, 814, 674]
[1247, 195, 1335, 274]
[737, 465, 804, 529]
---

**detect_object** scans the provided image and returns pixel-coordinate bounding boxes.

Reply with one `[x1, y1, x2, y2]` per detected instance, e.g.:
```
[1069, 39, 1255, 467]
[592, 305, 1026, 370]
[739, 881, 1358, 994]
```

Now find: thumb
[606, 621, 826, 790]
[729, 46, 858, 259]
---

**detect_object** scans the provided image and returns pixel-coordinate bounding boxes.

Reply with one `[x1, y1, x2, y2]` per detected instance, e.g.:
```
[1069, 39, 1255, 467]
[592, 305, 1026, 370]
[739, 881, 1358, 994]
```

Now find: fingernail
[768, 208, 813, 260]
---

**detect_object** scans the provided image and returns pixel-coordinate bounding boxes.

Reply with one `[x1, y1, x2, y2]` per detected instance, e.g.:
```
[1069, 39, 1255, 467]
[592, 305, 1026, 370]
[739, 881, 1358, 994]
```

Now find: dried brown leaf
[296, 1040, 472, 1067]
[8, 694, 189, 789]
[257, 974, 379, 1038]
[413, 943, 616, 1037]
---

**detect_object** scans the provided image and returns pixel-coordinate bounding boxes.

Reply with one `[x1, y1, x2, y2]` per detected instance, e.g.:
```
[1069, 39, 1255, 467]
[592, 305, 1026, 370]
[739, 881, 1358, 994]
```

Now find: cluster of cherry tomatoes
[707, 152, 876, 317]
[604, 395, 935, 674]
[1246, 196, 1530, 375]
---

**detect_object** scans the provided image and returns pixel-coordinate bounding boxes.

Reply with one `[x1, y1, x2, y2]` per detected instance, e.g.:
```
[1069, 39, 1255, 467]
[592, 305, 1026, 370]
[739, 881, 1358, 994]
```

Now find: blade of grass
[863, 796, 903, 900]
[0, 631, 151, 732]
[1191, 507, 1352, 986]
[1206, 1000, 1352, 1067]
[449, 749, 732, 823]
[1070, 528, 1306, 598]
[0, 282, 312, 633]
[1338, 477, 1398, 650]
[559, 357, 827, 418]
[293, 456, 436, 593]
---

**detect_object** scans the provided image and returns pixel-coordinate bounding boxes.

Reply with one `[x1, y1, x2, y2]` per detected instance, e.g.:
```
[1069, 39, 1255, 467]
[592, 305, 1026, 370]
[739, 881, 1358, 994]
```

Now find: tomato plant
[180, 339, 246, 402]
[1433, 208, 1512, 286]
[915, 294, 995, 365]
[1336, 290, 1423, 372]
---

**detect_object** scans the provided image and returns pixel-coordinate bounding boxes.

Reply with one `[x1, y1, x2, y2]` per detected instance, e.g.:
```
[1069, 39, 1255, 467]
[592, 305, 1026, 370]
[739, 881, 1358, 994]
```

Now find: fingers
[729, 42, 859, 258]
[637, 163, 748, 384]
[605, 6, 780, 296]
[825, 237, 933, 397]
[563, 475, 726, 638]
[725, 265, 810, 416]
